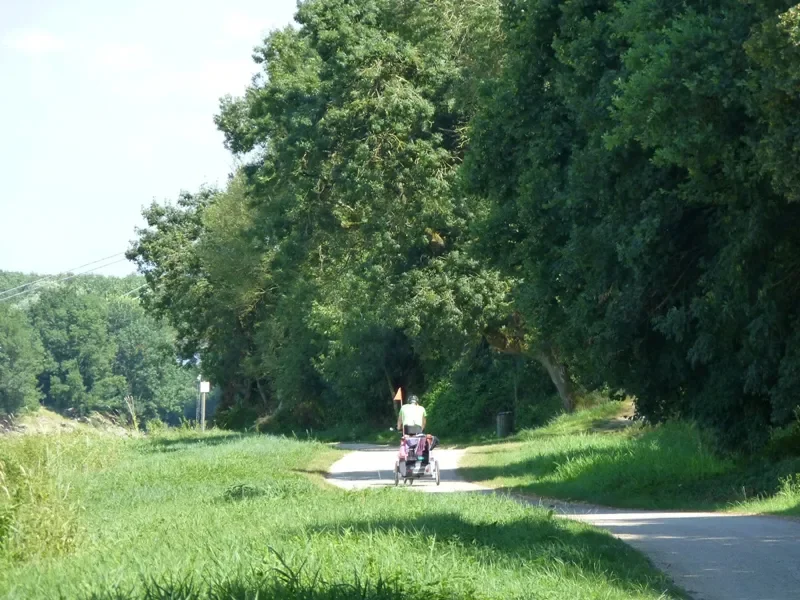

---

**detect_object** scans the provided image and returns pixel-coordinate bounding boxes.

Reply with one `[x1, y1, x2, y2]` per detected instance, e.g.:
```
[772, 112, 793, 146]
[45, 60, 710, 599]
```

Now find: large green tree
[29, 287, 122, 414]
[108, 298, 197, 423]
[467, 0, 800, 447]
[129, 0, 547, 431]
[218, 0, 521, 424]
[0, 304, 44, 414]
[0, 276, 196, 423]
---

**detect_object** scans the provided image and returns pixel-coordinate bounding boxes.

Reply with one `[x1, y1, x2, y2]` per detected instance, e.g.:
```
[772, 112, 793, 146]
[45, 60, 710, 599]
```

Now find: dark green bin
[496, 411, 514, 438]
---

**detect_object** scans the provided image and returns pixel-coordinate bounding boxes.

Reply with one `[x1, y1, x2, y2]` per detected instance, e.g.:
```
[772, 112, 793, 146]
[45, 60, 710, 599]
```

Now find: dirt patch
[1, 409, 134, 437]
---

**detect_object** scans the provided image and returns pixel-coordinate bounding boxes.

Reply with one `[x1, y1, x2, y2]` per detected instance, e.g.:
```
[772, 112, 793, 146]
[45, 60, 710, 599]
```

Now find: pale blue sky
[0, 0, 297, 276]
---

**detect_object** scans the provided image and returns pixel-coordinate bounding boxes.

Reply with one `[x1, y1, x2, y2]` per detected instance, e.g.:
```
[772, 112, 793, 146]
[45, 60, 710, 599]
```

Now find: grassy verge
[296, 418, 506, 448]
[460, 402, 800, 515]
[294, 423, 498, 448]
[299, 423, 399, 445]
[0, 428, 682, 599]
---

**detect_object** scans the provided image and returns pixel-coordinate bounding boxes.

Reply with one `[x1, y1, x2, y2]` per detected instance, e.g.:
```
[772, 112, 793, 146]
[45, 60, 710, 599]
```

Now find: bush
[215, 402, 262, 432]
[513, 393, 565, 430]
[765, 417, 800, 460]
[145, 418, 167, 434]
[256, 402, 327, 435]
[426, 348, 560, 435]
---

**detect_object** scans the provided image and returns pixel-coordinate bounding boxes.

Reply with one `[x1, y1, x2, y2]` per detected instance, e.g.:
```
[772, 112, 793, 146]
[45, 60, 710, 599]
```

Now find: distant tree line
[128, 0, 800, 449]
[0, 273, 197, 424]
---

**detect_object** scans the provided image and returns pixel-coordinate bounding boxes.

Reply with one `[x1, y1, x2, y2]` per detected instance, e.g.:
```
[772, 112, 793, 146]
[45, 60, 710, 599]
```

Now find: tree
[29, 287, 120, 414]
[129, 0, 517, 432]
[107, 298, 197, 423]
[214, 0, 516, 422]
[127, 182, 275, 420]
[466, 0, 800, 446]
[0, 304, 44, 414]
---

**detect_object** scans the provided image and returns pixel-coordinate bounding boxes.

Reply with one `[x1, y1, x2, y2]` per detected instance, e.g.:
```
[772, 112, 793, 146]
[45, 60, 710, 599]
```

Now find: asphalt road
[327, 444, 800, 600]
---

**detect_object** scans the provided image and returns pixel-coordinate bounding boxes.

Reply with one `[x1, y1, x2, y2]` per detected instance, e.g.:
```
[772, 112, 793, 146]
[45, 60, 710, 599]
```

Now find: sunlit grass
[732, 473, 800, 516]
[462, 403, 800, 515]
[0, 429, 680, 599]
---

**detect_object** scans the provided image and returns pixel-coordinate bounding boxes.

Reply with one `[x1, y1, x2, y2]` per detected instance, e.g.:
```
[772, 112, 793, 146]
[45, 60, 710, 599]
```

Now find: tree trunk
[255, 379, 269, 409]
[483, 328, 577, 413]
[534, 349, 576, 413]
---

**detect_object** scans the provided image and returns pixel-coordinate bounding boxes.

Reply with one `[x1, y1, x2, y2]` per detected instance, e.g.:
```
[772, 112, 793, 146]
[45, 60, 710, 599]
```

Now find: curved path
[327, 444, 800, 600]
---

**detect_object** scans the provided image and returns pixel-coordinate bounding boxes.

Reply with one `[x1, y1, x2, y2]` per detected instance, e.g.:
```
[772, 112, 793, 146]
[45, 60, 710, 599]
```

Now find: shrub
[215, 402, 262, 431]
[256, 402, 326, 435]
[426, 348, 560, 435]
[765, 411, 800, 460]
[145, 418, 167, 434]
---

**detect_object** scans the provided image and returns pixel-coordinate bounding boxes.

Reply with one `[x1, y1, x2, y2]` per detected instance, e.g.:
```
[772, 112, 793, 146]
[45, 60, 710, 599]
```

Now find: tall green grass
[461, 403, 800, 514]
[0, 432, 124, 565]
[0, 430, 680, 599]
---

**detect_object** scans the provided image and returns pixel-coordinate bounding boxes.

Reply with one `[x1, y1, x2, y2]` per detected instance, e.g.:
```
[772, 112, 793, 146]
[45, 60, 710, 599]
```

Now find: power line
[0, 252, 126, 298]
[0, 257, 130, 303]
[119, 283, 149, 298]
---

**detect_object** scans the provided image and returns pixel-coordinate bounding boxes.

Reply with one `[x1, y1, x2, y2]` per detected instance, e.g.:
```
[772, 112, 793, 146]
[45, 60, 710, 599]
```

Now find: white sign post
[199, 381, 210, 431]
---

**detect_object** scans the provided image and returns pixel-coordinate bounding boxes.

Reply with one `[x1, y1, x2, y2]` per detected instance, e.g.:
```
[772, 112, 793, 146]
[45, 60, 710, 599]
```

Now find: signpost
[199, 380, 210, 431]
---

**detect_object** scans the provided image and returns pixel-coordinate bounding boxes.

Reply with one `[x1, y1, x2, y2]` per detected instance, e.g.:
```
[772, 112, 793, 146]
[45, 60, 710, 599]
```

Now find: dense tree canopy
[0, 304, 44, 414]
[127, 0, 800, 447]
[0, 272, 197, 423]
[468, 0, 800, 447]
[128, 0, 560, 432]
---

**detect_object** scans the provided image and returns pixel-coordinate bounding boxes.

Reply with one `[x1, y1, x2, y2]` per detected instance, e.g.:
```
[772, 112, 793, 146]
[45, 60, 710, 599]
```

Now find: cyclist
[397, 394, 426, 435]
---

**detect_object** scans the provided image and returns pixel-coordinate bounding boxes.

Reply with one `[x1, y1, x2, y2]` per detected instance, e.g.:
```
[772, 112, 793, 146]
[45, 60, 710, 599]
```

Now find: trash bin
[496, 411, 513, 438]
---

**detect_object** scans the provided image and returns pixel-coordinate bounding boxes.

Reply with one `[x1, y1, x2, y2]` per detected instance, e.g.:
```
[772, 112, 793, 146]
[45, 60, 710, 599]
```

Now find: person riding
[397, 394, 426, 435]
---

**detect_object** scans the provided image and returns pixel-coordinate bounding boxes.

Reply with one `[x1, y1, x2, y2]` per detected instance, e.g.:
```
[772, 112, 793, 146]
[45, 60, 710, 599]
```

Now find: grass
[735, 473, 800, 516]
[298, 423, 399, 445]
[461, 402, 800, 515]
[0, 427, 683, 599]
[291, 423, 499, 449]
[0, 430, 126, 564]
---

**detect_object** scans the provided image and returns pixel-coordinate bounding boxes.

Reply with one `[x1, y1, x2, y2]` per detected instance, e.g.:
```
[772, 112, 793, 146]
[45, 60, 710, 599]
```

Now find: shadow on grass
[328, 443, 394, 452]
[303, 509, 682, 599]
[307, 426, 506, 448]
[141, 432, 250, 453]
[773, 501, 800, 518]
[79, 572, 456, 600]
[462, 447, 603, 482]
[438, 431, 512, 449]
[293, 468, 330, 477]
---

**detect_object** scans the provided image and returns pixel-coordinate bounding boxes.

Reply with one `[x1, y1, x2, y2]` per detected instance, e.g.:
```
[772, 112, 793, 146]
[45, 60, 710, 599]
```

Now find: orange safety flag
[393, 388, 403, 402]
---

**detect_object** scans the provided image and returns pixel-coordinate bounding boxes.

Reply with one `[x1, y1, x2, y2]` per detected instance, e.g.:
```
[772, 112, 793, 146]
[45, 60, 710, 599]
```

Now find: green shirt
[399, 403, 426, 428]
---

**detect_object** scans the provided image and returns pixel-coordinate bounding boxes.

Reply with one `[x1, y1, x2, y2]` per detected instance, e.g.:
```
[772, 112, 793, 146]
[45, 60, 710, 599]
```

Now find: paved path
[327, 444, 800, 600]
[327, 444, 480, 493]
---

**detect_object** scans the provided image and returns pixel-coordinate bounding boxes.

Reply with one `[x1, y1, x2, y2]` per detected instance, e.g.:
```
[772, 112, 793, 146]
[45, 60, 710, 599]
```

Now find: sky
[0, 0, 298, 277]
